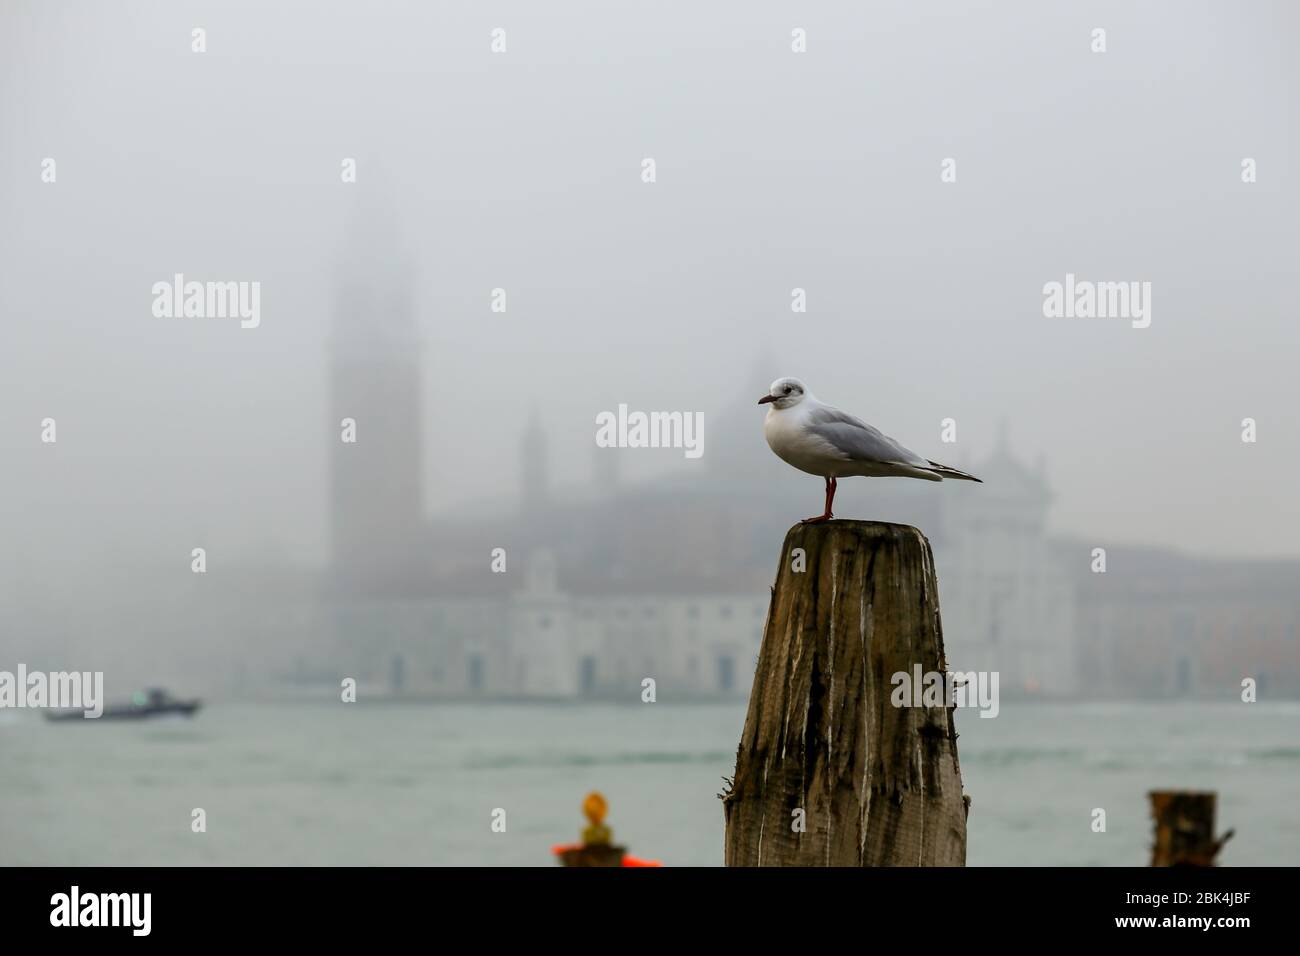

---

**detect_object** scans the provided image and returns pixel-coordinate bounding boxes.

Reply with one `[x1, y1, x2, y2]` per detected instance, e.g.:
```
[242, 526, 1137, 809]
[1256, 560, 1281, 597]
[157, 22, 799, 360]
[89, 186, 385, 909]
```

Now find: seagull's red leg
[802, 476, 836, 524]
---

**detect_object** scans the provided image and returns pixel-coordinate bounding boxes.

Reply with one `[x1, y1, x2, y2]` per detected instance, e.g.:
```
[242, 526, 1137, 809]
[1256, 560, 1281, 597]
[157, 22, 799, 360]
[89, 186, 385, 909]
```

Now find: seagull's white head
[758, 376, 809, 410]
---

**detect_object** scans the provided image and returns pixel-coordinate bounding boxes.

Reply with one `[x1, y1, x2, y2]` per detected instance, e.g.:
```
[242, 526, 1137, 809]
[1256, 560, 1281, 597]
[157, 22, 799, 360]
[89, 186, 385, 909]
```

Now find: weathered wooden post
[1148, 791, 1233, 866]
[722, 521, 968, 866]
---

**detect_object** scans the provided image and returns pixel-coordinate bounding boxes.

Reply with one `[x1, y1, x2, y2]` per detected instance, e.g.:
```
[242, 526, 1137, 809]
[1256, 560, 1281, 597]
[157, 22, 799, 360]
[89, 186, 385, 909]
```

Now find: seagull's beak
[757, 394, 777, 404]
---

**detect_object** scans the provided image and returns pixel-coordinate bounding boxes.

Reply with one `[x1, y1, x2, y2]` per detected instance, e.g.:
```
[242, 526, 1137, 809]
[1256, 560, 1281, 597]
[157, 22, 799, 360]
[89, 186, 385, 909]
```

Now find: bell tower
[328, 205, 423, 594]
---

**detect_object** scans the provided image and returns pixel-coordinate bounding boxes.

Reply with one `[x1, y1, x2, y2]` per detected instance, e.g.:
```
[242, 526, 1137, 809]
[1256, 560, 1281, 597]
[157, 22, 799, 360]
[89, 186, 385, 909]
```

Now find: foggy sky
[3, 0, 1298, 588]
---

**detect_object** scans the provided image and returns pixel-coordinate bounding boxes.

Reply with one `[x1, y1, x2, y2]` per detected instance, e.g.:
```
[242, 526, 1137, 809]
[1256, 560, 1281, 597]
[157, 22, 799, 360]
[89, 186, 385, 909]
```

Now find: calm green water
[2, 701, 1296, 865]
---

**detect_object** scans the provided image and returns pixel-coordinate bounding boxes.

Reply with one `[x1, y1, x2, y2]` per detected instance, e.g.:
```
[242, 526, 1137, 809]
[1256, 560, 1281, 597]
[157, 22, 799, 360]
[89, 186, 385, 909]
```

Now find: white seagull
[759, 376, 981, 524]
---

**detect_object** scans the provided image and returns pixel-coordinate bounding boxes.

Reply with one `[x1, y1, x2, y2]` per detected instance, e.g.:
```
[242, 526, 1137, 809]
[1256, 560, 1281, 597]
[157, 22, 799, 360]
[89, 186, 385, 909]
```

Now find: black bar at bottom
[0, 866, 1282, 941]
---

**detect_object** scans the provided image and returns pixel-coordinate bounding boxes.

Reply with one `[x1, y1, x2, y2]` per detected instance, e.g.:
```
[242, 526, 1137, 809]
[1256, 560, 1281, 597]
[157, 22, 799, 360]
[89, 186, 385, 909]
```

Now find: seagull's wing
[805, 405, 931, 467]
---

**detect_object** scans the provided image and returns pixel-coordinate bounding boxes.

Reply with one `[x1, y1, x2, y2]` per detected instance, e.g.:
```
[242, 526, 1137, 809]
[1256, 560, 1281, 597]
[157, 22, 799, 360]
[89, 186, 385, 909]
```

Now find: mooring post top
[785, 519, 928, 536]
[777, 520, 938, 587]
[783, 520, 933, 551]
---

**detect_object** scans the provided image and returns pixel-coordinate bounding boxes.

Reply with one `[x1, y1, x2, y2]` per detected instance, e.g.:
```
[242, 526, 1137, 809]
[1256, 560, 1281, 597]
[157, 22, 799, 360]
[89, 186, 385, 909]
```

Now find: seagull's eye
[783, 386, 792, 394]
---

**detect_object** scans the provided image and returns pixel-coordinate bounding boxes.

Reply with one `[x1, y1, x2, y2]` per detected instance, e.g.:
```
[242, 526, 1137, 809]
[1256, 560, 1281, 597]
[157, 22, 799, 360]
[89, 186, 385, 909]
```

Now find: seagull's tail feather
[925, 460, 982, 483]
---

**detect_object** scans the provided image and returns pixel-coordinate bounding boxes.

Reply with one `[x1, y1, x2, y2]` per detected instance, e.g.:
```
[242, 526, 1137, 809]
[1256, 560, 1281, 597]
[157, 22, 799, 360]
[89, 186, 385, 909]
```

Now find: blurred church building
[307, 268, 1299, 702]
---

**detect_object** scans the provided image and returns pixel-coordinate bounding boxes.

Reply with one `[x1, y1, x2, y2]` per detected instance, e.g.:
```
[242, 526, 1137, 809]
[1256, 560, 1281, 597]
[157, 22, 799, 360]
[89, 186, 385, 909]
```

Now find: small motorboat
[44, 688, 201, 721]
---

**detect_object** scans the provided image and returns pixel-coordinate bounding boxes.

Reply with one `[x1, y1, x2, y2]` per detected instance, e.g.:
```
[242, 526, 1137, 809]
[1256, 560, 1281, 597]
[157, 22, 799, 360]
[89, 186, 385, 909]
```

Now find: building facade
[312, 278, 1295, 702]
